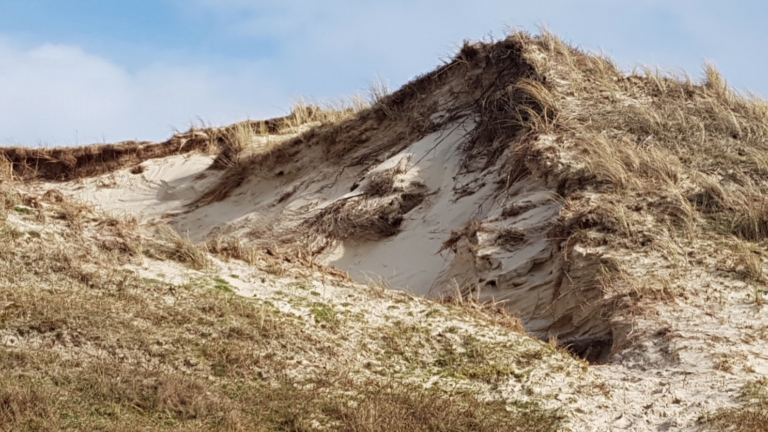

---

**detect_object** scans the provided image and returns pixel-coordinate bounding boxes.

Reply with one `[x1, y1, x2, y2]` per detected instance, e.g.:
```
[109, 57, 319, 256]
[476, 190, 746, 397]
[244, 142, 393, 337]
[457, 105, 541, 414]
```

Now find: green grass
[310, 302, 338, 327]
[213, 276, 233, 293]
[434, 335, 526, 382]
[141, 277, 166, 285]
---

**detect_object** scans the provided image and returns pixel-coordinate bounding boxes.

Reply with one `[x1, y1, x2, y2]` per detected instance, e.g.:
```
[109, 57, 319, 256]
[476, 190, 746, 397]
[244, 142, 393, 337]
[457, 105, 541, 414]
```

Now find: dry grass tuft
[151, 224, 211, 270]
[438, 295, 527, 334]
[304, 198, 404, 240]
[282, 98, 364, 130]
[363, 158, 410, 197]
[367, 75, 392, 105]
[209, 122, 256, 169]
[52, 200, 94, 232]
[731, 239, 766, 283]
[303, 190, 424, 243]
[0, 155, 12, 182]
[702, 378, 768, 431]
[205, 235, 260, 265]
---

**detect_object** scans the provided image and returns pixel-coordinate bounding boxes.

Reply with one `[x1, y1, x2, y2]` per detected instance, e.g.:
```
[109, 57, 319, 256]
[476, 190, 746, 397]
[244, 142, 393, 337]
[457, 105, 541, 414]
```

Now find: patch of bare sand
[36, 153, 219, 222]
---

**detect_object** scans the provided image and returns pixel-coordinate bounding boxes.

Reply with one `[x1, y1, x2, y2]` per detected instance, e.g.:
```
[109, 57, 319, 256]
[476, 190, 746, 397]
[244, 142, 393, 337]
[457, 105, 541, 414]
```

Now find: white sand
[38, 153, 220, 222]
[325, 119, 498, 293]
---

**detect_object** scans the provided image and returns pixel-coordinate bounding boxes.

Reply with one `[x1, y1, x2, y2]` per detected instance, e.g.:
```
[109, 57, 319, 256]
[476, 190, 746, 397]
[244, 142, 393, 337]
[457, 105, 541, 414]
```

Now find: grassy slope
[0, 176, 574, 431]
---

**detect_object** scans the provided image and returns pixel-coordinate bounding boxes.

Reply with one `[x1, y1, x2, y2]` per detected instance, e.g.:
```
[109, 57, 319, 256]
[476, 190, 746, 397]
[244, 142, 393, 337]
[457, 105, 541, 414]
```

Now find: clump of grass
[702, 378, 768, 431]
[52, 200, 93, 232]
[0, 154, 13, 182]
[754, 286, 764, 306]
[210, 122, 256, 169]
[152, 225, 211, 270]
[729, 197, 768, 242]
[282, 97, 368, 132]
[0, 191, 19, 217]
[434, 335, 538, 383]
[367, 75, 392, 105]
[732, 239, 765, 283]
[438, 294, 526, 334]
[302, 192, 420, 241]
[205, 235, 259, 265]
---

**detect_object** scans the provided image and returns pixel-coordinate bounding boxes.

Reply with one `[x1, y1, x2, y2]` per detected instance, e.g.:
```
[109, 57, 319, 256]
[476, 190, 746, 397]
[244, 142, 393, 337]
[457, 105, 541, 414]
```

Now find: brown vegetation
[0, 131, 212, 181]
[702, 378, 768, 431]
[0, 105, 361, 183]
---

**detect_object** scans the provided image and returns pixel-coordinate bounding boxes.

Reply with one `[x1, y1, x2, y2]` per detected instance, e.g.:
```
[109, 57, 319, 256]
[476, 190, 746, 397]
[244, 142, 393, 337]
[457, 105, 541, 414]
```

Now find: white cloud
[0, 39, 289, 146]
[3, 1, 767, 146]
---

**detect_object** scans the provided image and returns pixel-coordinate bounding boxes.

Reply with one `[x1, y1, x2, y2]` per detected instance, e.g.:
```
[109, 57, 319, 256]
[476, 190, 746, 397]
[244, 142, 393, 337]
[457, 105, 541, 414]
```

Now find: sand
[38, 153, 221, 222]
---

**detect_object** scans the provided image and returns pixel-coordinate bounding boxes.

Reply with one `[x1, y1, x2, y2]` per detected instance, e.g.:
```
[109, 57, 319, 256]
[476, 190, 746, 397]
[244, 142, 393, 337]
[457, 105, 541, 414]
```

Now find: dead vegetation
[0, 131, 213, 181]
[702, 378, 768, 431]
[302, 178, 426, 243]
[204, 235, 260, 265]
[514, 30, 768, 242]
[436, 294, 527, 335]
[0, 100, 365, 184]
[150, 224, 212, 270]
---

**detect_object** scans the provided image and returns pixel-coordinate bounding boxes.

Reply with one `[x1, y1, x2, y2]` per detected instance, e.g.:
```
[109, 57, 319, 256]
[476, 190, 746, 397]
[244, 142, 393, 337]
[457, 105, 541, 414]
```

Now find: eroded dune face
[17, 38, 620, 357]
[163, 119, 612, 347]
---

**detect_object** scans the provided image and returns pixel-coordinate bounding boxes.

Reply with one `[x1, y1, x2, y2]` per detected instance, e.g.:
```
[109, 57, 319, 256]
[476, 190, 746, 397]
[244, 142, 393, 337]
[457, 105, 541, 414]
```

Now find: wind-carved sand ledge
[2, 30, 768, 431]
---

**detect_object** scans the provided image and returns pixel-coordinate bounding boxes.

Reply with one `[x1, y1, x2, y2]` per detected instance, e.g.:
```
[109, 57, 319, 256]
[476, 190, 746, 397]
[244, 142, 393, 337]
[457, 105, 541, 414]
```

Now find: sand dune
[3, 30, 768, 431]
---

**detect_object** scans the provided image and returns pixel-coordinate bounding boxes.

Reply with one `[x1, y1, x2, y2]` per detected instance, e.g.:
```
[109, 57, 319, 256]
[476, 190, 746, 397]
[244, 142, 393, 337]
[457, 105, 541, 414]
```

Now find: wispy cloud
[0, 38, 287, 146]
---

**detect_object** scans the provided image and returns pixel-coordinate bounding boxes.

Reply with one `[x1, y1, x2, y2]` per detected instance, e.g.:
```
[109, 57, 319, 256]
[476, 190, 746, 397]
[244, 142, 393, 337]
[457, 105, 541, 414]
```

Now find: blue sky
[1, 1, 766, 146]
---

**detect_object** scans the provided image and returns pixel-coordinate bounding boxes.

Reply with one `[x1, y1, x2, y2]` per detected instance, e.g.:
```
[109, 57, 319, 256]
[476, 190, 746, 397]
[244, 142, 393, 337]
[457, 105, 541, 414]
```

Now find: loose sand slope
[3, 30, 768, 431]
